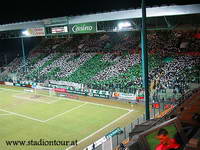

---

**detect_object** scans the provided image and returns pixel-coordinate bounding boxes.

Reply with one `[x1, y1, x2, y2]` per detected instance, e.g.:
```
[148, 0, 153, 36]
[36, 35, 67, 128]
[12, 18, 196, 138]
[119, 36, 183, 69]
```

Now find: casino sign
[70, 22, 97, 34]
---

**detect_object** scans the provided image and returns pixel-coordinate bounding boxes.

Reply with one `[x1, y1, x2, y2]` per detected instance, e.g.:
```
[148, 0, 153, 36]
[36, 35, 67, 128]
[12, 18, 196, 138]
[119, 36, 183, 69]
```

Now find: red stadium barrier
[153, 103, 160, 109]
[53, 88, 67, 93]
[193, 33, 200, 39]
[136, 96, 144, 100]
[0, 81, 5, 85]
[177, 52, 200, 56]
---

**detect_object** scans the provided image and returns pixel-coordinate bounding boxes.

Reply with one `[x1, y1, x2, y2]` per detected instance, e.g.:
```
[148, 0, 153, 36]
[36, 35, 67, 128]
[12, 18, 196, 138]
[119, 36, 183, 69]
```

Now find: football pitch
[0, 85, 144, 150]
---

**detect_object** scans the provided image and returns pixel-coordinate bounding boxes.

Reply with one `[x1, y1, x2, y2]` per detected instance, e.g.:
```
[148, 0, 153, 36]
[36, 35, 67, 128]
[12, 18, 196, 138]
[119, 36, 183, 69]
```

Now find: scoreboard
[45, 25, 68, 36]
[51, 26, 68, 34]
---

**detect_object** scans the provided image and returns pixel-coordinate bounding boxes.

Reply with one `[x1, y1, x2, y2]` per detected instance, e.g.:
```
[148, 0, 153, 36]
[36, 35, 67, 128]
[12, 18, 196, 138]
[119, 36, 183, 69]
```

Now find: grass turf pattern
[0, 85, 129, 150]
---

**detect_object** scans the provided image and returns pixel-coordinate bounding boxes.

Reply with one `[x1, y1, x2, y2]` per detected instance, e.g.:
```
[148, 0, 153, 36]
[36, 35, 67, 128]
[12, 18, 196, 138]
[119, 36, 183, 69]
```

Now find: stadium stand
[2, 30, 200, 95]
[0, 4, 200, 150]
[0, 28, 200, 150]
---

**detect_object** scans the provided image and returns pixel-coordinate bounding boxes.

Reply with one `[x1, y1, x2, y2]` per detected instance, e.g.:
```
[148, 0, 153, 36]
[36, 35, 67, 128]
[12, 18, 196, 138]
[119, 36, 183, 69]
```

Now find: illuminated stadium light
[22, 30, 30, 36]
[117, 21, 132, 30]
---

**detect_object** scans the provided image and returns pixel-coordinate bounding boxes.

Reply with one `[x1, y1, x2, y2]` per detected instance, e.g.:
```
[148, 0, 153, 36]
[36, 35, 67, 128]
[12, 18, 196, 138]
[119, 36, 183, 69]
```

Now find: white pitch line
[44, 103, 88, 122]
[0, 87, 132, 111]
[58, 96, 132, 111]
[0, 113, 12, 116]
[0, 108, 45, 123]
[13, 95, 50, 104]
[87, 102, 132, 111]
[66, 110, 133, 150]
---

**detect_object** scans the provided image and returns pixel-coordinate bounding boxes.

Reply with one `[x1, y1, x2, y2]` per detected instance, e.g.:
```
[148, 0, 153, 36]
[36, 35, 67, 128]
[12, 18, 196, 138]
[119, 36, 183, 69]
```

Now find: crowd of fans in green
[1, 30, 200, 93]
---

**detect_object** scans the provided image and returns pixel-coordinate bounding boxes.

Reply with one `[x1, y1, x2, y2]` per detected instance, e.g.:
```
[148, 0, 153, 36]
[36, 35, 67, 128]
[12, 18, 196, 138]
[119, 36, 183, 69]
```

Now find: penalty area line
[44, 103, 88, 122]
[66, 110, 133, 150]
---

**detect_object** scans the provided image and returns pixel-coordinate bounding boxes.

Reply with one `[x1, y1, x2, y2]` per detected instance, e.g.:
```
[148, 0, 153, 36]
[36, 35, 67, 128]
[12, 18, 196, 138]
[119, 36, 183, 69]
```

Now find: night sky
[0, 0, 199, 24]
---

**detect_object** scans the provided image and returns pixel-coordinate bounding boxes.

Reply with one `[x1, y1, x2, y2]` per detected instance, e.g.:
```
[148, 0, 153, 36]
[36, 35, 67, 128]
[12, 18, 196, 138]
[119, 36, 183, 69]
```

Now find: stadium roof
[0, 4, 200, 32]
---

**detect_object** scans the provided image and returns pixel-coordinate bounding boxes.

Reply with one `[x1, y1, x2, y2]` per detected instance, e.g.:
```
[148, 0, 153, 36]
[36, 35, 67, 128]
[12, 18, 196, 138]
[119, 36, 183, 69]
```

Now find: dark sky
[0, 0, 199, 24]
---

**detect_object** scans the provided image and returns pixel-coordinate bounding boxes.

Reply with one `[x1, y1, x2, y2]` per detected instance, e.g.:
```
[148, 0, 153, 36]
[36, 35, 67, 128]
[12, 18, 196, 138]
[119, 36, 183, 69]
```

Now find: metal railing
[93, 86, 200, 150]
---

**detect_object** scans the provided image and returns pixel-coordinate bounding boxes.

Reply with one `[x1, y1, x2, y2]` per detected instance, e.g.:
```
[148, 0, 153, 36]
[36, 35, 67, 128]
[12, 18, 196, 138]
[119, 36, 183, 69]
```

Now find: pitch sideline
[66, 110, 133, 150]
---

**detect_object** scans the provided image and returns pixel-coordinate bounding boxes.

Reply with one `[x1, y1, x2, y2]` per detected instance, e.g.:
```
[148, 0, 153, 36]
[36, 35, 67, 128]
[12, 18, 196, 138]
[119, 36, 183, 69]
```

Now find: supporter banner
[68, 89, 87, 95]
[49, 82, 110, 98]
[105, 128, 123, 139]
[20, 81, 37, 86]
[53, 88, 67, 93]
[89, 89, 110, 98]
[66, 88, 110, 98]
[136, 96, 144, 100]
[112, 92, 136, 100]
[69, 22, 97, 34]
[24, 85, 32, 88]
[14, 83, 21, 87]
[0, 81, 5, 85]
[24, 28, 45, 37]
[49, 80, 83, 89]
[136, 90, 144, 101]
[4, 82, 13, 86]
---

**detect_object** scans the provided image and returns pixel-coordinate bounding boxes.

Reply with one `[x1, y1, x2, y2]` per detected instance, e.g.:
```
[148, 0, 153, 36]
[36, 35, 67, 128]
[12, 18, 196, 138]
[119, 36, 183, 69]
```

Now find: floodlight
[118, 21, 132, 30]
[22, 30, 30, 36]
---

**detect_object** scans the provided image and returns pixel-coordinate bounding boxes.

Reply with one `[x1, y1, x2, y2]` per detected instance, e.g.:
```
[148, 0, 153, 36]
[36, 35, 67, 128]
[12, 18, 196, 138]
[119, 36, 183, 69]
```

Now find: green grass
[0, 86, 129, 150]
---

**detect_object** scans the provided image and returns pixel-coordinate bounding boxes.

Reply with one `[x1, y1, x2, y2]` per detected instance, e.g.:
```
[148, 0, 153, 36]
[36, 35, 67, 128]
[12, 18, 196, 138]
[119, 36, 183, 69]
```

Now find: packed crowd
[92, 54, 140, 81]
[1, 30, 199, 93]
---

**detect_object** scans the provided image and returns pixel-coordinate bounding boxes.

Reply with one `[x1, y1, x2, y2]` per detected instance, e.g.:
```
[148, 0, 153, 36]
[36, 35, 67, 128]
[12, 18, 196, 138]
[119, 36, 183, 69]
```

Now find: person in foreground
[155, 128, 181, 150]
